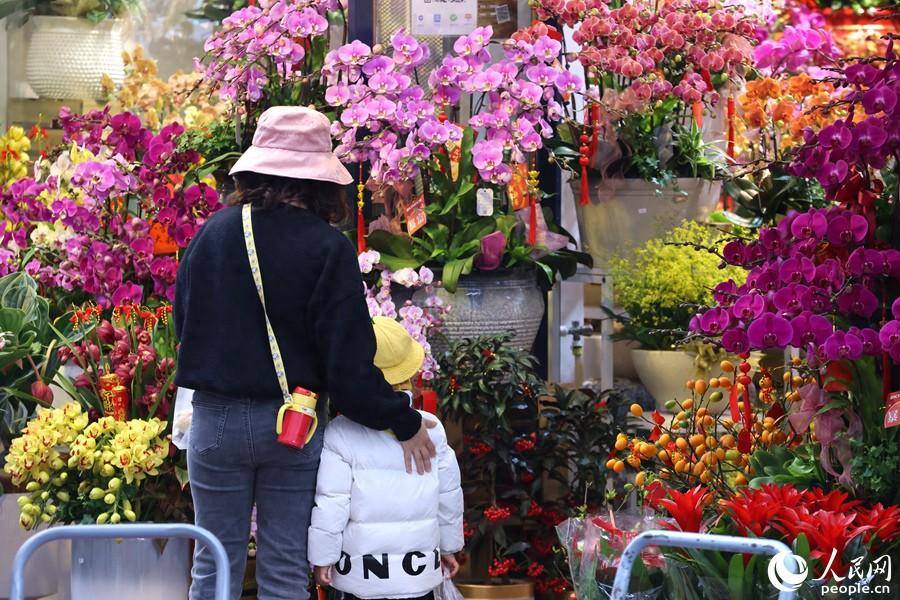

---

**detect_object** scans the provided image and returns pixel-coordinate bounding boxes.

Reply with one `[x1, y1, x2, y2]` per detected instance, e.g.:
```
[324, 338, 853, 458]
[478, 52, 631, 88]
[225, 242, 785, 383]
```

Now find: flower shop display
[608, 221, 747, 408]
[531, 0, 760, 263]
[434, 335, 618, 595]
[3, 403, 192, 597]
[198, 0, 341, 153]
[0, 273, 80, 481]
[324, 27, 590, 348]
[2, 0, 143, 99]
[101, 46, 230, 133]
[0, 107, 221, 310]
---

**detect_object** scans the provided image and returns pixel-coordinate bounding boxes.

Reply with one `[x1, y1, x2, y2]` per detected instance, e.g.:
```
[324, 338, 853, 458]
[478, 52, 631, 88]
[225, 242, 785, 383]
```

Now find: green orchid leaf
[442, 256, 474, 293]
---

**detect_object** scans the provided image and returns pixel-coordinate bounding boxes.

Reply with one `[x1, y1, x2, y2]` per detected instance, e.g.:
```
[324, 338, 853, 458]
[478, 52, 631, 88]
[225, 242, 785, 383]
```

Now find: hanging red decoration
[578, 106, 591, 206]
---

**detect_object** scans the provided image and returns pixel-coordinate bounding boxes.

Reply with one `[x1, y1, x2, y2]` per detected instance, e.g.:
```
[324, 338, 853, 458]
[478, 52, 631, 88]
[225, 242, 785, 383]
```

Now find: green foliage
[749, 445, 828, 490]
[0, 273, 79, 478]
[723, 166, 827, 227]
[537, 386, 617, 507]
[608, 221, 746, 349]
[185, 0, 246, 22]
[365, 127, 591, 293]
[850, 439, 900, 506]
[593, 99, 724, 185]
[433, 335, 544, 580]
[0, 0, 140, 21]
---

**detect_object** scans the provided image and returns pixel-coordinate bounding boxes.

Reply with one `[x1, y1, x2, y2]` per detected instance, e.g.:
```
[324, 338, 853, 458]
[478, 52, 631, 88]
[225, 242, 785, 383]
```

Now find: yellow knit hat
[372, 316, 426, 386]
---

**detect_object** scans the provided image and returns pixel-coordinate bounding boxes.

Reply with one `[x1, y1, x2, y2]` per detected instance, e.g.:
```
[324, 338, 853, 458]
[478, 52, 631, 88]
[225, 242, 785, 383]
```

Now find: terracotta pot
[573, 178, 722, 268]
[457, 581, 535, 600]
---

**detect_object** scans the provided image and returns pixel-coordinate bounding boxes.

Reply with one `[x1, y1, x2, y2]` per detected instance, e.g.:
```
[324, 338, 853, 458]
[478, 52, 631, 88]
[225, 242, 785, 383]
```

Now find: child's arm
[308, 426, 352, 568]
[435, 422, 464, 555]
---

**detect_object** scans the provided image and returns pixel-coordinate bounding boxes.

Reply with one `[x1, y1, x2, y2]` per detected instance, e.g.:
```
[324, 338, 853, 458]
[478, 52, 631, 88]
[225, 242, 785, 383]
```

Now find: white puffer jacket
[308, 412, 464, 599]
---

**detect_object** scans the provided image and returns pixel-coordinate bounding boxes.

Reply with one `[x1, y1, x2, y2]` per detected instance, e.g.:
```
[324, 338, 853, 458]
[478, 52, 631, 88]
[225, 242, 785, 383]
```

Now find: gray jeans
[188, 392, 324, 600]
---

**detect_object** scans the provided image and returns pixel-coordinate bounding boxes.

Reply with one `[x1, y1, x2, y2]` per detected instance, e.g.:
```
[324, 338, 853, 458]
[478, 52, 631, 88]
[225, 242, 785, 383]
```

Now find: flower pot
[573, 178, 722, 267]
[630, 349, 763, 411]
[0, 494, 59, 600]
[25, 16, 125, 99]
[457, 581, 534, 600]
[416, 271, 544, 356]
[65, 536, 190, 600]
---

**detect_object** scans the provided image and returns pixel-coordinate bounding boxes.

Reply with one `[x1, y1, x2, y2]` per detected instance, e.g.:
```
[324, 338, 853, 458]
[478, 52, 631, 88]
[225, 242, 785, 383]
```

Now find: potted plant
[2, 301, 193, 598]
[607, 221, 746, 409]
[0, 0, 141, 99]
[325, 28, 591, 350]
[528, 0, 758, 265]
[0, 272, 75, 599]
[434, 334, 544, 598]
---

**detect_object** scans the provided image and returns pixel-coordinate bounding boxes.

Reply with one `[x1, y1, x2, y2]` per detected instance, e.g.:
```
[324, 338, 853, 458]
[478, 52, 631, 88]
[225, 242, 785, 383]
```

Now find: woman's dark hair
[229, 172, 350, 224]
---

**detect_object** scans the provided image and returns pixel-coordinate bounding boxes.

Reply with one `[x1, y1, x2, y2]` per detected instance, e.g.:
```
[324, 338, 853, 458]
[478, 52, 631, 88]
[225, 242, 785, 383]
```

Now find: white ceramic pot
[25, 16, 125, 100]
[0, 494, 59, 600]
[574, 178, 722, 268]
[64, 536, 191, 600]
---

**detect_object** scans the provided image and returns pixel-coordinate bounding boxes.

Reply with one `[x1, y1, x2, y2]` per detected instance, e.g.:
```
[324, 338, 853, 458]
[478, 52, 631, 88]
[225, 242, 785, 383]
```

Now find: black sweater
[174, 203, 422, 441]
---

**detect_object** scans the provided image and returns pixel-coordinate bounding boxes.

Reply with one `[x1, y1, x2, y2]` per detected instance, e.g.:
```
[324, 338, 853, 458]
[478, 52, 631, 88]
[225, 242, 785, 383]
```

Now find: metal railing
[9, 523, 229, 600]
[611, 530, 799, 600]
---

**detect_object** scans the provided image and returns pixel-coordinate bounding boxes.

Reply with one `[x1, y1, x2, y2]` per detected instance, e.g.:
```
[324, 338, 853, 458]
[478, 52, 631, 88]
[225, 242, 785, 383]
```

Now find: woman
[175, 106, 436, 600]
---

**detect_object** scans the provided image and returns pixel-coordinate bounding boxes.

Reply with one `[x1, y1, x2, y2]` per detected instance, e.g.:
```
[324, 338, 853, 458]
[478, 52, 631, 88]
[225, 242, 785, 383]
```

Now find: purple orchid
[747, 313, 793, 349]
[790, 312, 833, 348]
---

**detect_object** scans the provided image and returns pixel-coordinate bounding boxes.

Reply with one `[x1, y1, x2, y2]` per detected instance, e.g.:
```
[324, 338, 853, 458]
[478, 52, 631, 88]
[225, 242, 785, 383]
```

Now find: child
[308, 317, 464, 600]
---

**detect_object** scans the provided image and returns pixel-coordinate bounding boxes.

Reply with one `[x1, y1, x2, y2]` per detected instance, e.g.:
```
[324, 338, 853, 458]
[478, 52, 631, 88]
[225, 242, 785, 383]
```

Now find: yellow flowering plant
[101, 46, 229, 132]
[608, 221, 746, 350]
[3, 403, 172, 529]
[0, 125, 48, 188]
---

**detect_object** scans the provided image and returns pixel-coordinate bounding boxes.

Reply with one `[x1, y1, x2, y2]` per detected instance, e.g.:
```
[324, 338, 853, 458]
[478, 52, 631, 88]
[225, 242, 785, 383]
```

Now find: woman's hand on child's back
[314, 565, 334, 587]
[401, 417, 438, 474]
[441, 554, 460, 578]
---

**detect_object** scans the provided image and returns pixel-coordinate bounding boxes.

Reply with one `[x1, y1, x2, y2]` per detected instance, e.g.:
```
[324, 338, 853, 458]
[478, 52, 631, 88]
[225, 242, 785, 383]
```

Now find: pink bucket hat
[229, 106, 353, 185]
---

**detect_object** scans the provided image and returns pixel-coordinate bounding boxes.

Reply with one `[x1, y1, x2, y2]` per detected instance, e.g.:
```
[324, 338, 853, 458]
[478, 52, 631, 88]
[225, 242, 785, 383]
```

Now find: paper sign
[411, 0, 478, 37]
[476, 188, 494, 216]
[404, 195, 428, 235]
[885, 391, 900, 428]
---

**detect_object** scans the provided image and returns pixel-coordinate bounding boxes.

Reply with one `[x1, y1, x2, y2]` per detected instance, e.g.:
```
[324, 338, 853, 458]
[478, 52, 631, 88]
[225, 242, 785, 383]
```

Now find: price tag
[885, 391, 900, 428]
[404, 195, 427, 235]
[476, 188, 494, 216]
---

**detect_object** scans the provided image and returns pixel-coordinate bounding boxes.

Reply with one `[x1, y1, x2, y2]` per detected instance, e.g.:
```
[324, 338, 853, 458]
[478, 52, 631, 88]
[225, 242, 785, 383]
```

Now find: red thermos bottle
[276, 387, 319, 449]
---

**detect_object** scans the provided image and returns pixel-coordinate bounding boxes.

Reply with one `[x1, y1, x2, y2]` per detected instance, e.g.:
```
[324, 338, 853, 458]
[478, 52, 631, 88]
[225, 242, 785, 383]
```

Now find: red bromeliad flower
[801, 487, 861, 513]
[722, 489, 777, 537]
[795, 510, 872, 577]
[657, 486, 710, 532]
[855, 503, 900, 545]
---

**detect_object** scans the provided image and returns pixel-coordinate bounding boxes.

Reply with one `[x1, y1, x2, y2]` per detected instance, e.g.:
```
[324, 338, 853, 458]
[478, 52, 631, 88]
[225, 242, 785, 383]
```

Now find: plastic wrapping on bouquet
[276, 387, 319, 449]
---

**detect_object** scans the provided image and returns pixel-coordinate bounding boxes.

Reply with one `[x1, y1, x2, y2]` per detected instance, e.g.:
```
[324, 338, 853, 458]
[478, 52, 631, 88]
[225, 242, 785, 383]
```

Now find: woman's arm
[308, 239, 422, 440]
